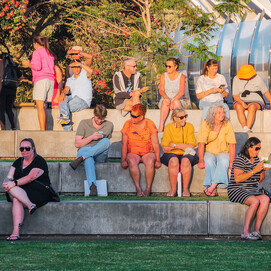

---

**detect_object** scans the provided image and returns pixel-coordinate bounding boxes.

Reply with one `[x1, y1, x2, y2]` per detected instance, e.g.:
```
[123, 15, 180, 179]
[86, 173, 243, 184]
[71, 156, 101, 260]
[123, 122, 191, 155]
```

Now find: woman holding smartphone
[196, 59, 229, 120]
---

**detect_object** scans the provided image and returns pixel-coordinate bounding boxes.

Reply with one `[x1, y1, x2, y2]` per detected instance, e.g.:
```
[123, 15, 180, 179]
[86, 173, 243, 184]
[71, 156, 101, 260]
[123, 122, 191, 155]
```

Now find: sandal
[204, 188, 217, 197]
[29, 204, 37, 215]
[166, 192, 177, 197]
[6, 235, 20, 241]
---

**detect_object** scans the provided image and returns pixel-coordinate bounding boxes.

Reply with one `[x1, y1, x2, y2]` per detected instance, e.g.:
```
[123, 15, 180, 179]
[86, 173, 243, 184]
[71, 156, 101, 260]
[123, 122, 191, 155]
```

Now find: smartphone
[98, 131, 104, 135]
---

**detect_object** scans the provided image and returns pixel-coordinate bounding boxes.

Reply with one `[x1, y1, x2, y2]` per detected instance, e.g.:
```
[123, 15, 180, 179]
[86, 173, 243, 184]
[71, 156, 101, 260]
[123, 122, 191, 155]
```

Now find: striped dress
[227, 154, 263, 204]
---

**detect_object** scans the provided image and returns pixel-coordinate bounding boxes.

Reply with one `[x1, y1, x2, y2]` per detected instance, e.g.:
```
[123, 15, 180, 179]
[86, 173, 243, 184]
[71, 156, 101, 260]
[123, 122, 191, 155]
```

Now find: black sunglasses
[255, 147, 261, 151]
[176, 114, 188, 120]
[130, 113, 141, 119]
[165, 65, 172, 68]
[20, 146, 31, 152]
[70, 53, 79, 56]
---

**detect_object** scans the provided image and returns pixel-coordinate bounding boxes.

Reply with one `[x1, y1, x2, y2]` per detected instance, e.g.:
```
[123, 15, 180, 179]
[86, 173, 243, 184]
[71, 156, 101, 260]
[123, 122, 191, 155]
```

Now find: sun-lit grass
[0, 240, 271, 271]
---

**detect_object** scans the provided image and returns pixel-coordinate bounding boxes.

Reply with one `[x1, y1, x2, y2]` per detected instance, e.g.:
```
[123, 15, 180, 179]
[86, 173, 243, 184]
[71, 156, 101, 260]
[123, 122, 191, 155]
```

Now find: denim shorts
[161, 153, 199, 167]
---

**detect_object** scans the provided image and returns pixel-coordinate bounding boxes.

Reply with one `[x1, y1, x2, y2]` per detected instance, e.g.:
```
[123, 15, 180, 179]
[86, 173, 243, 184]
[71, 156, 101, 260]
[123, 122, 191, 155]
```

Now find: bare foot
[182, 193, 191, 197]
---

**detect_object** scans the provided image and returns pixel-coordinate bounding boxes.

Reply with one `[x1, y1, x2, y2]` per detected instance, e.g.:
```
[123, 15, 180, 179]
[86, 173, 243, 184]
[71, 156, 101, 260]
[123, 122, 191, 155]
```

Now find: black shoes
[89, 183, 98, 196]
[69, 156, 84, 170]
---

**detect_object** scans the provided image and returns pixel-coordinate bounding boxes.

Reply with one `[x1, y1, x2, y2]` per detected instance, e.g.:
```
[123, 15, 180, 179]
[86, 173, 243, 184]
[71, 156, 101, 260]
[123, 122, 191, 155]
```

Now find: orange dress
[121, 118, 158, 156]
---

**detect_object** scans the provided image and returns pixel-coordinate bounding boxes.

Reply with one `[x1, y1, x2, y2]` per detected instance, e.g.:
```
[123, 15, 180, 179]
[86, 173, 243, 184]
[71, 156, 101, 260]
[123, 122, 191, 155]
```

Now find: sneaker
[251, 231, 262, 240]
[243, 126, 251, 133]
[241, 233, 259, 240]
[69, 156, 84, 170]
[89, 183, 98, 196]
[57, 115, 70, 125]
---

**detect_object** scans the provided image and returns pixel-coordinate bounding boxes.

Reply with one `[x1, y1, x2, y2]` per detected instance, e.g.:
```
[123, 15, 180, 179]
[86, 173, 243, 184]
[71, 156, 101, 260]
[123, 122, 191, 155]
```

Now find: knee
[248, 104, 258, 112]
[180, 158, 191, 171]
[169, 157, 179, 168]
[12, 197, 20, 204]
[260, 195, 270, 206]
[171, 99, 181, 108]
[250, 197, 260, 208]
[162, 99, 171, 106]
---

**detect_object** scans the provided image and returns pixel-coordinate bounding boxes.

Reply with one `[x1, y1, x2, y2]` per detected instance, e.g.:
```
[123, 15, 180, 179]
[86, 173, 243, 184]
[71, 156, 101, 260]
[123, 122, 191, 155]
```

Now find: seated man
[64, 45, 93, 83]
[69, 104, 113, 196]
[121, 104, 161, 196]
[233, 64, 271, 133]
[58, 61, 93, 131]
[113, 58, 147, 116]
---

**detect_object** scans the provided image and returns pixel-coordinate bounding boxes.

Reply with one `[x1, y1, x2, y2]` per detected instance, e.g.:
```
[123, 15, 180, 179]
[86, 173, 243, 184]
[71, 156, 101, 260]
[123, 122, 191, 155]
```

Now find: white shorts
[33, 79, 54, 102]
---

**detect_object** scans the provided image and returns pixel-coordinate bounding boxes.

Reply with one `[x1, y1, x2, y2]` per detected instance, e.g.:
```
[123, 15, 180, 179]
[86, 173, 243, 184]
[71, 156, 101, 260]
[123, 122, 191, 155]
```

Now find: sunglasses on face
[128, 65, 137, 68]
[255, 147, 261, 151]
[20, 146, 31, 152]
[70, 53, 79, 56]
[70, 66, 81, 68]
[130, 113, 141, 119]
[176, 114, 188, 120]
[165, 65, 172, 68]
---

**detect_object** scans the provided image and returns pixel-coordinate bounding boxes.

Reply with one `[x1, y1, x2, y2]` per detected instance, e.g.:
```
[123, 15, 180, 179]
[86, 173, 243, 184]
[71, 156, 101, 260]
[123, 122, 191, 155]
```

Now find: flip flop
[137, 191, 144, 197]
[6, 235, 20, 241]
[166, 192, 177, 197]
[204, 188, 217, 197]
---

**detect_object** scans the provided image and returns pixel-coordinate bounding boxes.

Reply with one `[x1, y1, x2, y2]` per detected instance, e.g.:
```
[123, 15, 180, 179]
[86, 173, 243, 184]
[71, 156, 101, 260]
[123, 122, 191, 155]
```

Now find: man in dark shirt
[113, 58, 143, 115]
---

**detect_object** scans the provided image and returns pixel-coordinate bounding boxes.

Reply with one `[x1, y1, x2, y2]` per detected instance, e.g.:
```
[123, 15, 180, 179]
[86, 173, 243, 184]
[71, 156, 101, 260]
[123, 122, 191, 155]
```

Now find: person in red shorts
[121, 104, 161, 196]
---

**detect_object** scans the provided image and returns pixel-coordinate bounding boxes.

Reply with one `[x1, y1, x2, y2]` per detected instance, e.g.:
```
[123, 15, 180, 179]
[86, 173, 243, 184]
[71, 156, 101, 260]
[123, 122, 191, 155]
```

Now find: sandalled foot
[6, 235, 20, 241]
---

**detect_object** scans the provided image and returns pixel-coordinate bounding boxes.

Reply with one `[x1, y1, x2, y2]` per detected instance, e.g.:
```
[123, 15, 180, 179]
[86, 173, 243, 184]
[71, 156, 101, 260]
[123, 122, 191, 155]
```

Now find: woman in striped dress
[228, 137, 270, 240]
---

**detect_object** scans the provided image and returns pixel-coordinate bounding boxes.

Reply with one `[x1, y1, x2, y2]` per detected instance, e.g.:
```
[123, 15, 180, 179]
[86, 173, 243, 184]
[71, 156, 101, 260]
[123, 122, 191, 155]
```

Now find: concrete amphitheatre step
[1, 200, 271, 236]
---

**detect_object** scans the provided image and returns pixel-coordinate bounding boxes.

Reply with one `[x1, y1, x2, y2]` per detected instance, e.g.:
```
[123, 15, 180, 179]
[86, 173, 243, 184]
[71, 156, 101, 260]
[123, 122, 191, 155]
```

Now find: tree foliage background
[0, 0, 249, 107]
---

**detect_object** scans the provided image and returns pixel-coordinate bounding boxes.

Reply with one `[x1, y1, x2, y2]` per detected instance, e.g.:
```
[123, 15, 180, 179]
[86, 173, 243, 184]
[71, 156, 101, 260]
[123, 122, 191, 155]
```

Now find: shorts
[33, 79, 54, 102]
[233, 100, 264, 110]
[161, 152, 199, 167]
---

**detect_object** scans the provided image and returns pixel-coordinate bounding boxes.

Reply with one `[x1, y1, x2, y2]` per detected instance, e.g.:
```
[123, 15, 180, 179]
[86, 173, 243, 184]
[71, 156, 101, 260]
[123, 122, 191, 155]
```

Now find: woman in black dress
[2, 138, 52, 241]
[228, 137, 270, 240]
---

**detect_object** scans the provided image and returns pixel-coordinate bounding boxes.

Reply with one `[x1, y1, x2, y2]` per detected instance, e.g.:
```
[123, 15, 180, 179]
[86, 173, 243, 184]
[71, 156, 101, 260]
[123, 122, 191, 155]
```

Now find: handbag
[35, 180, 60, 202]
[259, 187, 271, 201]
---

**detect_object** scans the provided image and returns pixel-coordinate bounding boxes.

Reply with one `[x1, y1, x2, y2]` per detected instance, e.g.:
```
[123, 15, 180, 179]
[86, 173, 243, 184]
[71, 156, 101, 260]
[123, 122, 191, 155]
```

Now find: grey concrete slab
[0, 201, 208, 235]
[209, 201, 271, 235]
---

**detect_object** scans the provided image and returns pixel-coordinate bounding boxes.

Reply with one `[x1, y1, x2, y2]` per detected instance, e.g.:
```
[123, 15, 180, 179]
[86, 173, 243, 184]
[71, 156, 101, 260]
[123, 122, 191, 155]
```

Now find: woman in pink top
[22, 36, 55, 130]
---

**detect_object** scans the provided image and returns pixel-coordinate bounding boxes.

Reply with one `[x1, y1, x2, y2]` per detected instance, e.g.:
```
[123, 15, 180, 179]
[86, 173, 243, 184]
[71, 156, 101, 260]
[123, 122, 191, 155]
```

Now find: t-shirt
[76, 118, 114, 147]
[232, 74, 268, 104]
[161, 122, 197, 155]
[66, 69, 93, 106]
[12, 155, 51, 186]
[121, 118, 158, 156]
[196, 73, 228, 103]
[197, 120, 236, 155]
[30, 47, 55, 83]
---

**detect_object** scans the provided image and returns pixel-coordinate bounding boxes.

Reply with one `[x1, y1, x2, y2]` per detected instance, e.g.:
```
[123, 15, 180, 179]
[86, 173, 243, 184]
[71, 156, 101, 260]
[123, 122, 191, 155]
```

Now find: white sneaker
[241, 233, 259, 240]
[243, 126, 251, 133]
[251, 231, 262, 240]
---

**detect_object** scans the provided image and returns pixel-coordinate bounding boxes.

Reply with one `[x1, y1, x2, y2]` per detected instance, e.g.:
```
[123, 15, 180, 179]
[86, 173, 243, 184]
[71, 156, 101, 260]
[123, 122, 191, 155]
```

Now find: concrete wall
[4, 108, 266, 132]
[0, 200, 271, 236]
[1, 162, 271, 195]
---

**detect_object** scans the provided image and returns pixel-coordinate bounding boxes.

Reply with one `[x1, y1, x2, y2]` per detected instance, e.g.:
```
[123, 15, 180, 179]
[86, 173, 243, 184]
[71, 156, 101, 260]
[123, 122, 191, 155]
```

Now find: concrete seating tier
[4, 108, 269, 132]
[1, 200, 271, 236]
[1, 162, 270, 196]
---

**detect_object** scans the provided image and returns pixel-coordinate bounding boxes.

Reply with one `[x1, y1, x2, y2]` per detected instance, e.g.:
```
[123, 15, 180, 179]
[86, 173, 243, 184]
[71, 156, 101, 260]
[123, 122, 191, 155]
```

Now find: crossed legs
[126, 152, 156, 196]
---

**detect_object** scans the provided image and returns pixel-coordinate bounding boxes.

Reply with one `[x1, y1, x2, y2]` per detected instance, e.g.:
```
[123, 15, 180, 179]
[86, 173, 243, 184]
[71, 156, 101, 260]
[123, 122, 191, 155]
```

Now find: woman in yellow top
[197, 103, 236, 197]
[161, 108, 198, 197]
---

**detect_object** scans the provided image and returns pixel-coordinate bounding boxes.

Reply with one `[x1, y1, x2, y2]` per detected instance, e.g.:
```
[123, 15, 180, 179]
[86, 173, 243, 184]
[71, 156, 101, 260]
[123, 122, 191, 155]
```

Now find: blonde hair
[205, 103, 229, 129]
[171, 108, 186, 121]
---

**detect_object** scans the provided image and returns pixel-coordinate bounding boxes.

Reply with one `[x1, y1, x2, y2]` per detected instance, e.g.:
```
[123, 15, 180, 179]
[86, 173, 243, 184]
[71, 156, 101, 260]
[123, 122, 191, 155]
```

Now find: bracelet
[14, 180, 18, 186]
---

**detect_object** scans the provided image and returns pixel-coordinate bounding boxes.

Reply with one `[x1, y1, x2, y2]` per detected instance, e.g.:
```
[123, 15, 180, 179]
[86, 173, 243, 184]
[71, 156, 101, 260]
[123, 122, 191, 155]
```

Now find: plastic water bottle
[177, 172, 182, 197]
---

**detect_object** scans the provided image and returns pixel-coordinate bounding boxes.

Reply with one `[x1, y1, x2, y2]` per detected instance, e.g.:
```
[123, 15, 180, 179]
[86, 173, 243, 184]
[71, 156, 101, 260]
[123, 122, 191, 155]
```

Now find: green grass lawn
[1, 240, 271, 271]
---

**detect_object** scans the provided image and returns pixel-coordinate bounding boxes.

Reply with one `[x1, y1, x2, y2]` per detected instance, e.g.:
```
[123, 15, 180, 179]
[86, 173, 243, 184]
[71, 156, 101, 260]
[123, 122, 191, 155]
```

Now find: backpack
[2, 54, 18, 88]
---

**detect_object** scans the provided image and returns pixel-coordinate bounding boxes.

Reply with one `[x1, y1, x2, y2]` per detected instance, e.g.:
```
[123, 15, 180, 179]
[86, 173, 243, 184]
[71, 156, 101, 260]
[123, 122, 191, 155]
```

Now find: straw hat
[71, 45, 83, 51]
[237, 64, 257, 80]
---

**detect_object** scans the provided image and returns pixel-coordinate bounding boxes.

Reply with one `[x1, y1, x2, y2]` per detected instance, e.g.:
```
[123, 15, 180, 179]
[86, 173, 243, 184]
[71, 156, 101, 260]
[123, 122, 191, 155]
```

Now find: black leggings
[0, 93, 16, 129]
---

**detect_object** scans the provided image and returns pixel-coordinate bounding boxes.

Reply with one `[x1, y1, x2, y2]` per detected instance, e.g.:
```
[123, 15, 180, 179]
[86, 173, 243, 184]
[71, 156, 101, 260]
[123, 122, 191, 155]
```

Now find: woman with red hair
[121, 104, 161, 196]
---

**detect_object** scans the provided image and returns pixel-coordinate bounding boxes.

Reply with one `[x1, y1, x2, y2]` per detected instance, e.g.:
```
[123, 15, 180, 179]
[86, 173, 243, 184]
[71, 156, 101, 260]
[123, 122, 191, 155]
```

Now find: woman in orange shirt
[121, 104, 161, 196]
